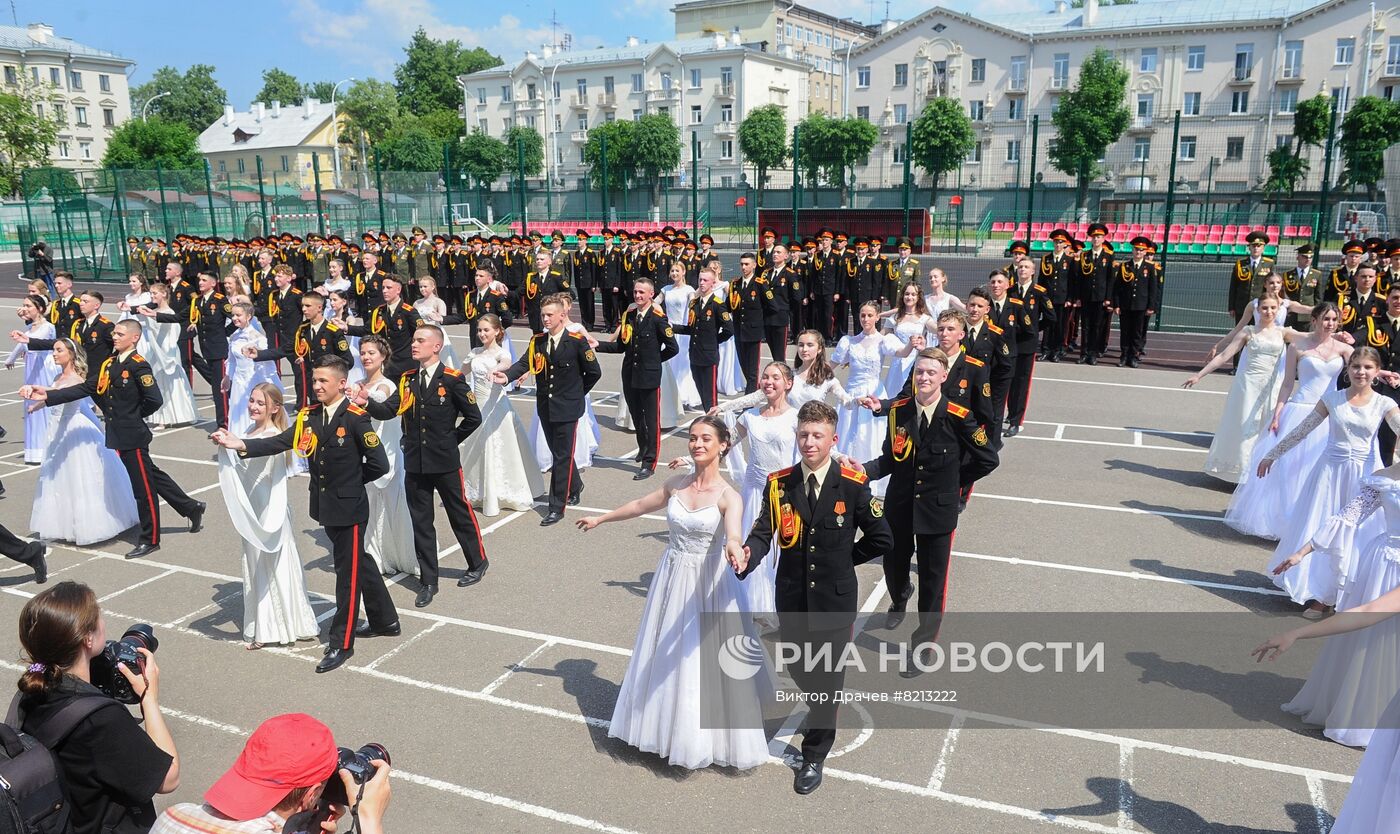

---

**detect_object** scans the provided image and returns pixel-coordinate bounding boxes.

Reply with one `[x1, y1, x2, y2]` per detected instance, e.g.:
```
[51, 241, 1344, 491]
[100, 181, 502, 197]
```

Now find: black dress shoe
[633, 468, 654, 481]
[458, 562, 488, 587]
[1048, 352, 1061, 363]
[1127, 357, 1140, 368]
[355, 621, 401, 638]
[1086, 353, 1098, 366]
[414, 586, 437, 608]
[1077, 354, 1090, 365]
[27, 543, 47, 584]
[883, 587, 912, 630]
[187, 501, 207, 533]
[541, 511, 565, 526]
[901, 647, 934, 679]
[793, 761, 823, 795]
[1005, 425, 1021, 437]
[125, 543, 159, 559]
[316, 648, 353, 673]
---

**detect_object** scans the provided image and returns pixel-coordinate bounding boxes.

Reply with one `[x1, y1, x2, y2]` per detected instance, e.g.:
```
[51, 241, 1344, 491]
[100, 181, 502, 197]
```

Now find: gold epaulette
[965, 355, 985, 367]
[769, 465, 796, 480]
[442, 366, 463, 377]
[1033, 284, 1047, 293]
[840, 466, 868, 484]
[986, 322, 1004, 335]
[130, 353, 145, 363]
[947, 402, 970, 419]
[347, 404, 367, 416]
[567, 330, 586, 339]
[889, 397, 912, 409]
[324, 322, 340, 332]
[652, 306, 667, 317]
[98, 316, 111, 324]
[1008, 297, 1024, 306]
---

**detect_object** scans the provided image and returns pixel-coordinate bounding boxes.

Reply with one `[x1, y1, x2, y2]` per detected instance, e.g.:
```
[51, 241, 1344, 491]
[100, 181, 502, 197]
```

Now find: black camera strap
[5, 693, 116, 748]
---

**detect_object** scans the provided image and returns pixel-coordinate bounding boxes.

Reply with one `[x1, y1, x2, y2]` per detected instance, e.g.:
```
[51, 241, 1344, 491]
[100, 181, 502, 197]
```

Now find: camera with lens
[286, 744, 390, 834]
[88, 624, 157, 705]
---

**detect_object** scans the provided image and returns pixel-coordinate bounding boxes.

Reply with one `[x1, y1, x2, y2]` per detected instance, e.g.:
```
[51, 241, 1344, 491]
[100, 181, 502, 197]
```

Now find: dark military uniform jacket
[761, 265, 798, 328]
[1114, 259, 1163, 313]
[46, 351, 162, 450]
[728, 273, 775, 343]
[964, 320, 1013, 384]
[47, 294, 82, 335]
[254, 319, 352, 367]
[1325, 265, 1361, 304]
[1080, 246, 1117, 306]
[673, 292, 733, 366]
[1040, 252, 1075, 304]
[596, 304, 679, 389]
[32, 315, 115, 379]
[504, 329, 603, 424]
[346, 301, 425, 370]
[366, 364, 482, 475]
[523, 268, 569, 305]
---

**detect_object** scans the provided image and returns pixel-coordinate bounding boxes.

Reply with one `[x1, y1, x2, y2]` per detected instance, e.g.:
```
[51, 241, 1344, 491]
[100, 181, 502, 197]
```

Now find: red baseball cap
[205, 714, 338, 820]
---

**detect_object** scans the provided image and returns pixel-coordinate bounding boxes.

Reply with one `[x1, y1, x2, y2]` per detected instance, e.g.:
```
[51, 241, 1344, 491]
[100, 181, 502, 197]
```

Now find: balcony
[569, 94, 589, 110]
[570, 130, 589, 143]
[513, 98, 544, 114]
[597, 92, 617, 109]
[647, 87, 680, 103]
[1049, 76, 1069, 91]
[713, 121, 736, 137]
[1006, 76, 1028, 93]
[1277, 65, 1305, 85]
[1128, 114, 1155, 132]
[1229, 66, 1254, 85]
[714, 82, 735, 99]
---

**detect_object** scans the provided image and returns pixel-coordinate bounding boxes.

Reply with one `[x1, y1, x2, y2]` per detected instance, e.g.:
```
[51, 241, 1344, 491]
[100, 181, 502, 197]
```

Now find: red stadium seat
[1283, 225, 1298, 238]
[1299, 225, 1313, 238]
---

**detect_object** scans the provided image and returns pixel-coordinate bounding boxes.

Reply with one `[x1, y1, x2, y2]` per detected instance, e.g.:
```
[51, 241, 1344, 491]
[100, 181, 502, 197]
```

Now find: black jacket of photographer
[16, 676, 172, 834]
[366, 364, 482, 474]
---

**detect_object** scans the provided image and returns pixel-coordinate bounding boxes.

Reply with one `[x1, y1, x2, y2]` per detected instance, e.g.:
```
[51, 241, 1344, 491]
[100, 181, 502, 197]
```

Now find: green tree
[376, 124, 442, 171]
[1048, 47, 1129, 215]
[1263, 144, 1309, 198]
[631, 113, 682, 204]
[503, 125, 544, 177]
[458, 129, 509, 187]
[1338, 96, 1399, 201]
[101, 117, 203, 189]
[910, 97, 975, 205]
[394, 28, 501, 116]
[131, 64, 227, 133]
[795, 113, 877, 206]
[736, 103, 787, 206]
[0, 86, 60, 197]
[582, 119, 636, 191]
[20, 166, 78, 199]
[339, 79, 400, 146]
[418, 109, 465, 143]
[303, 80, 338, 103]
[255, 68, 304, 105]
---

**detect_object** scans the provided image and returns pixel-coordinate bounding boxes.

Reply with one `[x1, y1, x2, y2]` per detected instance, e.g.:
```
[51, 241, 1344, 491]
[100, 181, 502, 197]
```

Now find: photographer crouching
[13, 580, 179, 833]
[151, 713, 391, 834]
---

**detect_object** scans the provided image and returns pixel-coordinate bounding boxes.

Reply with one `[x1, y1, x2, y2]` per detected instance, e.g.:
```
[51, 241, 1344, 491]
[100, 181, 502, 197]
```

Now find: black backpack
[0, 695, 112, 834]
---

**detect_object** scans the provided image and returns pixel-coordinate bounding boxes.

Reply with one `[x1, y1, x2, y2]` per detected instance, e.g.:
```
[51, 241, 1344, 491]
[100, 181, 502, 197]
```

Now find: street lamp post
[141, 91, 170, 121]
[331, 77, 355, 190]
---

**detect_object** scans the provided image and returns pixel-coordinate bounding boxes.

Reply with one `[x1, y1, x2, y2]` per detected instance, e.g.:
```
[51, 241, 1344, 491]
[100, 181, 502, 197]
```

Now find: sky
[38, 0, 1045, 107]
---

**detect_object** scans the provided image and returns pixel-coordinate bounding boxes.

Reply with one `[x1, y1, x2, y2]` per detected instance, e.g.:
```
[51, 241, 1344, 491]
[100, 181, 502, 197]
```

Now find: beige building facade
[198, 100, 339, 191]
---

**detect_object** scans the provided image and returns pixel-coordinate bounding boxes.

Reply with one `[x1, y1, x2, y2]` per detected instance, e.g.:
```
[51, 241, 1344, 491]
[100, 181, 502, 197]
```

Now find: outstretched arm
[575, 478, 676, 530]
[1258, 401, 1329, 476]
[1184, 328, 1251, 386]
[1210, 304, 1253, 357]
[1252, 582, 1400, 661]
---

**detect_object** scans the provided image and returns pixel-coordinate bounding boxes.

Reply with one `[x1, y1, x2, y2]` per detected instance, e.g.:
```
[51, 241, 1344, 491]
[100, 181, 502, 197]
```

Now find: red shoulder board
[213, 292, 226, 299]
[769, 465, 796, 481]
[840, 466, 868, 484]
[347, 404, 367, 416]
[889, 397, 912, 409]
[98, 316, 111, 324]
[964, 355, 985, 367]
[986, 322, 1004, 335]
[1008, 297, 1024, 306]
[1033, 284, 1047, 293]
[947, 402, 970, 419]
[567, 330, 586, 339]
[130, 353, 145, 363]
[442, 366, 463, 377]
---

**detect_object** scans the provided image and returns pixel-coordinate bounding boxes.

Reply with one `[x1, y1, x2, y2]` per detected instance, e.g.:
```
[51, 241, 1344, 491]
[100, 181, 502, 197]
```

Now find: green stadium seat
[1264, 245, 1277, 257]
[1188, 243, 1205, 255]
[1204, 244, 1219, 256]
[1230, 244, 1248, 256]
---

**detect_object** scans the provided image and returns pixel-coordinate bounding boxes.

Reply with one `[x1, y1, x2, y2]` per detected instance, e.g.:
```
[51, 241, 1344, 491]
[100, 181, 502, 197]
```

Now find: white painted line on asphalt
[1304, 775, 1330, 834]
[480, 639, 557, 696]
[973, 492, 1225, 523]
[362, 620, 445, 672]
[164, 588, 242, 628]
[97, 568, 177, 603]
[1007, 434, 1208, 454]
[1026, 420, 1214, 439]
[927, 710, 965, 792]
[1132, 431, 1144, 447]
[436, 506, 531, 559]
[953, 550, 1284, 597]
[1054, 424, 1066, 440]
[1033, 376, 1227, 395]
[1117, 746, 1134, 830]
[151, 453, 217, 467]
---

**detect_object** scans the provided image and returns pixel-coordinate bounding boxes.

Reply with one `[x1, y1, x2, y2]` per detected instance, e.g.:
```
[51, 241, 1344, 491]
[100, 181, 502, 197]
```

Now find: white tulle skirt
[1330, 690, 1400, 831]
[532, 400, 600, 472]
[716, 338, 744, 396]
[31, 401, 139, 545]
[1225, 400, 1328, 539]
[461, 387, 544, 516]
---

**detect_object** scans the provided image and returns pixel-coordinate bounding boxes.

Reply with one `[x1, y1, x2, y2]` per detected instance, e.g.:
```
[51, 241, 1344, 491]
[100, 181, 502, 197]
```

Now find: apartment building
[198, 100, 339, 190]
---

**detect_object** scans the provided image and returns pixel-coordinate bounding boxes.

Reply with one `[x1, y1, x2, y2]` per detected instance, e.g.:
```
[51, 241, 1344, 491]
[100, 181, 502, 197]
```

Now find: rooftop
[991, 0, 1330, 34]
[0, 22, 132, 63]
[464, 35, 801, 77]
[199, 100, 336, 156]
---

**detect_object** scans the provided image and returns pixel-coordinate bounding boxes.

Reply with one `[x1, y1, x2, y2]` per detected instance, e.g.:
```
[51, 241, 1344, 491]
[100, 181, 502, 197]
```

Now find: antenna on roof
[8, 1, 16, 26]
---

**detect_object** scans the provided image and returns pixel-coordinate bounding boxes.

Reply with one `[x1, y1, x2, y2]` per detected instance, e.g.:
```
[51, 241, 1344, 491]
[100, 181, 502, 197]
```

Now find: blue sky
[41, 0, 1040, 107]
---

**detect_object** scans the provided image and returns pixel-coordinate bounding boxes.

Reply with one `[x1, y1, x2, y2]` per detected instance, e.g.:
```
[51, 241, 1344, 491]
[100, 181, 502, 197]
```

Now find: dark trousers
[622, 384, 661, 470]
[1095, 305, 1114, 355]
[0, 522, 41, 568]
[290, 358, 311, 409]
[832, 296, 850, 338]
[1078, 304, 1104, 357]
[1041, 306, 1067, 355]
[543, 418, 581, 512]
[738, 339, 763, 393]
[693, 363, 718, 412]
[527, 301, 543, 334]
[988, 373, 1012, 447]
[405, 468, 487, 589]
[178, 332, 195, 384]
[442, 284, 460, 318]
[765, 325, 788, 365]
[192, 350, 228, 427]
[602, 288, 622, 331]
[882, 529, 954, 647]
[1006, 350, 1036, 427]
[812, 294, 835, 341]
[577, 286, 596, 330]
[778, 619, 849, 764]
[1381, 382, 1400, 465]
[1119, 309, 1147, 361]
[118, 448, 199, 546]
[326, 522, 397, 651]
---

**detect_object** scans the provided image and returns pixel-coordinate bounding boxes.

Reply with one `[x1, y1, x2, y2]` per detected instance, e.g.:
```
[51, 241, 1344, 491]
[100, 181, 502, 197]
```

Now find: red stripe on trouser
[135, 450, 159, 545]
[563, 424, 579, 504]
[653, 389, 662, 467]
[459, 470, 487, 564]
[344, 524, 360, 649]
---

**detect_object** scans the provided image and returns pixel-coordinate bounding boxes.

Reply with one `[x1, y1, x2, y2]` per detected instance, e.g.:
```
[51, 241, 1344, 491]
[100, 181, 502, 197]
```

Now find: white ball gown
[7, 322, 58, 463]
[1266, 387, 1392, 605]
[216, 434, 318, 646]
[661, 283, 702, 409]
[1226, 350, 1344, 538]
[736, 407, 799, 615]
[1280, 476, 1400, 747]
[880, 313, 935, 398]
[1201, 325, 1286, 484]
[141, 312, 199, 427]
[615, 306, 687, 431]
[713, 282, 745, 396]
[530, 323, 600, 472]
[1329, 688, 1400, 832]
[413, 298, 459, 368]
[608, 494, 770, 770]
[364, 378, 419, 577]
[225, 325, 284, 435]
[31, 397, 138, 545]
[460, 345, 543, 516]
[833, 332, 902, 497]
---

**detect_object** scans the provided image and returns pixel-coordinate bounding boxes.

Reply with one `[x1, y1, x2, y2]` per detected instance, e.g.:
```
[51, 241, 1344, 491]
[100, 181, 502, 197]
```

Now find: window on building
[660, 71, 672, 91]
[578, 114, 588, 130]
[1226, 136, 1244, 160]
[856, 66, 870, 87]
[99, 73, 110, 93]
[236, 157, 245, 173]
[1231, 90, 1249, 114]
[1278, 88, 1298, 113]
[1136, 93, 1153, 118]
[1336, 37, 1355, 65]
[969, 100, 984, 121]
[856, 105, 870, 121]
[554, 113, 563, 132]
[893, 143, 906, 164]
[1187, 45, 1205, 71]
[556, 146, 564, 165]
[603, 75, 615, 95]
[2, 66, 14, 85]
[526, 82, 537, 100]
[632, 108, 642, 121]
[1234, 44, 1253, 80]
[1389, 36, 1400, 75]
[720, 140, 733, 159]
[1008, 98, 1023, 119]
[1179, 135, 1196, 160]
[281, 155, 290, 172]
[894, 103, 908, 123]
[503, 117, 513, 132]
[477, 87, 486, 104]
[53, 104, 64, 125]
[720, 104, 733, 122]
[577, 78, 587, 97]
[894, 64, 908, 86]
[719, 67, 732, 90]
[1007, 139, 1021, 162]
[967, 142, 981, 163]
[1184, 92, 1201, 116]
[1283, 40, 1303, 78]
[1140, 47, 1157, 73]
[56, 140, 69, 158]
[68, 70, 81, 89]
[971, 58, 985, 83]
[478, 118, 488, 132]
[721, 175, 733, 187]
[29, 67, 36, 83]
[501, 85, 512, 102]
[1052, 53, 1069, 87]
[691, 104, 702, 124]
[217, 160, 226, 173]
[550, 81, 560, 100]
[1009, 56, 1027, 89]
[631, 73, 643, 92]
[48, 67, 59, 85]
[74, 105, 87, 126]
[79, 140, 91, 159]
[33, 103, 41, 118]
[1276, 134, 1293, 150]
[605, 111, 616, 123]
[525, 115, 536, 129]
[1331, 86, 1351, 110]
[1132, 137, 1150, 161]
[689, 68, 701, 89]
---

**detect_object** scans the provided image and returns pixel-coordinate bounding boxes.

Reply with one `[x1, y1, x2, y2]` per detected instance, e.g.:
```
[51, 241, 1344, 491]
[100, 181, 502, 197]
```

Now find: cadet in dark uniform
[730, 253, 774, 393]
[755, 227, 777, 272]
[761, 244, 797, 364]
[741, 400, 892, 796]
[1079, 224, 1116, 363]
[809, 230, 840, 343]
[524, 251, 569, 334]
[671, 265, 732, 412]
[161, 261, 199, 384]
[861, 348, 997, 668]
[1326, 240, 1368, 304]
[1381, 240, 1400, 297]
[213, 355, 398, 674]
[354, 251, 388, 318]
[600, 230, 627, 332]
[345, 275, 425, 379]
[570, 230, 600, 331]
[362, 325, 487, 609]
[1113, 237, 1162, 368]
[1038, 229, 1075, 360]
[1284, 244, 1323, 328]
[849, 238, 883, 310]
[1006, 259, 1049, 436]
[496, 295, 603, 525]
[30, 291, 114, 380]
[46, 272, 82, 336]
[247, 293, 352, 409]
[264, 265, 305, 360]
[962, 286, 1013, 448]
[463, 262, 514, 349]
[596, 278, 679, 479]
[157, 272, 232, 427]
[24, 319, 205, 559]
[1230, 231, 1275, 319]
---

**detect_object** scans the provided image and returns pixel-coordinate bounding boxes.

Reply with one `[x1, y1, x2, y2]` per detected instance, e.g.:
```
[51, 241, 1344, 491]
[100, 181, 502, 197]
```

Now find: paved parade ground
[0, 317, 1364, 833]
